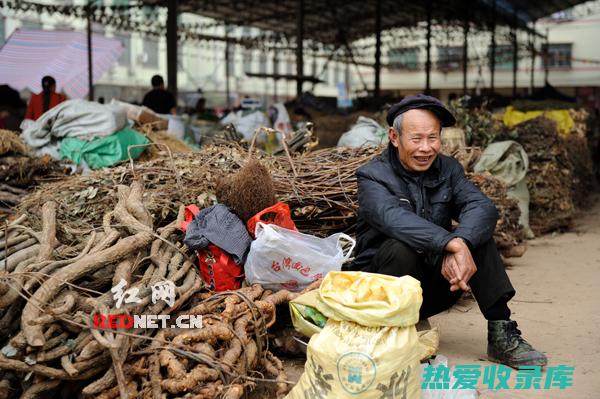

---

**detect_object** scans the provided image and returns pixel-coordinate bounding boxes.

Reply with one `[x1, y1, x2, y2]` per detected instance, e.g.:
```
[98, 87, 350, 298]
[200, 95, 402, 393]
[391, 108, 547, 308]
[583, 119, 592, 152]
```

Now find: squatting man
[347, 94, 546, 368]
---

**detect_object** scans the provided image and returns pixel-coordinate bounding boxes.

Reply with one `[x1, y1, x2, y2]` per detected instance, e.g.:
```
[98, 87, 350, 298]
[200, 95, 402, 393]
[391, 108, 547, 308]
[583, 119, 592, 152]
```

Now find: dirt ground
[275, 197, 600, 398]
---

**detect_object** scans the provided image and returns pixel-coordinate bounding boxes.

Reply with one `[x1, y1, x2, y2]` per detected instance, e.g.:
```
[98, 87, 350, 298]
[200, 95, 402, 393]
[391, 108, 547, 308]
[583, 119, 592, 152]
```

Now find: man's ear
[389, 127, 400, 148]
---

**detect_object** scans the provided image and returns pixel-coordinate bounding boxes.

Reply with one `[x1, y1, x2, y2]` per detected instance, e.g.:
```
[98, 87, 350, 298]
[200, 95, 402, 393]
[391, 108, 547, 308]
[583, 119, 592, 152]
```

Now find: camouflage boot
[487, 320, 548, 368]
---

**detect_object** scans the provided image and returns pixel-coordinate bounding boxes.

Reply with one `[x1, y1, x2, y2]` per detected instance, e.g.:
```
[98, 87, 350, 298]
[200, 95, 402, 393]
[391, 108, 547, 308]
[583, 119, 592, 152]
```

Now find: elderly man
[348, 94, 546, 368]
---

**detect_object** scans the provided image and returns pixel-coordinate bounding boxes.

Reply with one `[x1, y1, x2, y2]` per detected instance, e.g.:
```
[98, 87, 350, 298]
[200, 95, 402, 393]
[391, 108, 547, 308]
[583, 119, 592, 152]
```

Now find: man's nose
[418, 140, 432, 152]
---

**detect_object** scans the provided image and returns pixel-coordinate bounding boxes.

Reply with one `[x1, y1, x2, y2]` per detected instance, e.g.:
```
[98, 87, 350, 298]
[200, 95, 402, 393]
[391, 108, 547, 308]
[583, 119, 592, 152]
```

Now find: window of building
[142, 38, 159, 68]
[227, 46, 235, 77]
[488, 44, 514, 69]
[116, 34, 131, 67]
[258, 52, 267, 74]
[321, 62, 329, 84]
[437, 46, 463, 71]
[543, 43, 572, 69]
[387, 47, 419, 70]
[333, 63, 341, 85]
[178, 47, 183, 71]
[243, 49, 253, 74]
[273, 55, 279, 75]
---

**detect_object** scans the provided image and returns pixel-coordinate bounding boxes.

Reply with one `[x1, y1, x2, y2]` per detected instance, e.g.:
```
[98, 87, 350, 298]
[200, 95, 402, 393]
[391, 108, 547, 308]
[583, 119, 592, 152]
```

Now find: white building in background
[0, 1, 355, 108]
[374, 0, 600, 107]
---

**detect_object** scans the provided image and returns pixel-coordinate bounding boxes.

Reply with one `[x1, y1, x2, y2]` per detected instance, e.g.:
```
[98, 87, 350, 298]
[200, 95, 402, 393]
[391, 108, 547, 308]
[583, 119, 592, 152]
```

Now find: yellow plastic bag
[286, 272, 432, 399]
[318, 271, 422, 327]
[503, 106, 574, 136]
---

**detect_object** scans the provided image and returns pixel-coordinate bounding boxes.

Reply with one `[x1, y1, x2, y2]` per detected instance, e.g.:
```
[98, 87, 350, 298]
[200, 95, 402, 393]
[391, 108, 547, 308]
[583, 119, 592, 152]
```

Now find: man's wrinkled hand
[443, 238, 477, 292]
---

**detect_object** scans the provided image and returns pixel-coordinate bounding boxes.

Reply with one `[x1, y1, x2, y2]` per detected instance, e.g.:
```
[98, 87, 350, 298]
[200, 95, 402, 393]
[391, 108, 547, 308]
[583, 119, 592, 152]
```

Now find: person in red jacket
[24, 76, 67, 121]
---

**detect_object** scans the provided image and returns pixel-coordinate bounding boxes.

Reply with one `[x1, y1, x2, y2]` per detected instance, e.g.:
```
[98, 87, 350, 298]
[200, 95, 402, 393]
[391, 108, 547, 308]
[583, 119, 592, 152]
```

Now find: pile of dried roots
[468, 173, 526, 257]
[514, 117, 575, 234]
[565, 109, 595, 207]
[0, 181, 297, 398]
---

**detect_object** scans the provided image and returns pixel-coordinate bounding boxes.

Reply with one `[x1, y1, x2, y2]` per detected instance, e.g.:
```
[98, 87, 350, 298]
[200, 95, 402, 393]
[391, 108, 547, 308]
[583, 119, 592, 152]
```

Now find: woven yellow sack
[286, 271, 428, 399]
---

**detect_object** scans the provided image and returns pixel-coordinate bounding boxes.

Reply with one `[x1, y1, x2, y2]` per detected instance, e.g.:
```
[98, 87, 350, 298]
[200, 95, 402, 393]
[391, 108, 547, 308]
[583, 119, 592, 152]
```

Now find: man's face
[389, 109, 441, 172]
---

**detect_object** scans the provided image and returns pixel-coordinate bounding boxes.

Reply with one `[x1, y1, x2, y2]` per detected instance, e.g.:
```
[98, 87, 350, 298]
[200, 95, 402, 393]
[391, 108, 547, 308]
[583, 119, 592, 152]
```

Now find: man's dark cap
[386, 94, 456, 127]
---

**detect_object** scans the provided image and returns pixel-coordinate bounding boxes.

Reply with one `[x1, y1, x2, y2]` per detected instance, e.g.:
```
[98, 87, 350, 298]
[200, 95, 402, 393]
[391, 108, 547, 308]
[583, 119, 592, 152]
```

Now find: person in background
[192, 97, 218, 122]
[24, 76, 67, 121]
[142, 75, 176, 115]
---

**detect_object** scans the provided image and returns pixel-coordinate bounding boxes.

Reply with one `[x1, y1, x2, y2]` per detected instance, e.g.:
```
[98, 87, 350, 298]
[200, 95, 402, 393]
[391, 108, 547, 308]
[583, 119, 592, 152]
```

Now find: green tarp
[60, 127, 149, 169]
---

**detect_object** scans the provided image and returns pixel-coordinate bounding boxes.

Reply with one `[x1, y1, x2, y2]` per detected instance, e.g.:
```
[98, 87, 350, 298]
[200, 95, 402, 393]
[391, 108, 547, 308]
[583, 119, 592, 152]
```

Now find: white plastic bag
[337, 116, 387, 148]
[244, 223, 355, 291]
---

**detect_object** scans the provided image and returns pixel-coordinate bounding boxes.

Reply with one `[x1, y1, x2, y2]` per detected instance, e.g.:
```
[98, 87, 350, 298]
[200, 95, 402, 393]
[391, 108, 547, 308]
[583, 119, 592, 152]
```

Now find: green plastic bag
[60, 127, 149, 169]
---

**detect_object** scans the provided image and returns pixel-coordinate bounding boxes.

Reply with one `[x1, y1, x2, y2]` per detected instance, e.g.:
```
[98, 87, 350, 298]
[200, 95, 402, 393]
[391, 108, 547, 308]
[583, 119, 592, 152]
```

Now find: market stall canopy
[0, 28, 122, 99]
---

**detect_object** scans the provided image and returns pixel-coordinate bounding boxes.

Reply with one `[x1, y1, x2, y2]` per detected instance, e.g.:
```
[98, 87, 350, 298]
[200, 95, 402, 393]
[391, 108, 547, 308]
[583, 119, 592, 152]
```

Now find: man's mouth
[413, 156, 432, 165]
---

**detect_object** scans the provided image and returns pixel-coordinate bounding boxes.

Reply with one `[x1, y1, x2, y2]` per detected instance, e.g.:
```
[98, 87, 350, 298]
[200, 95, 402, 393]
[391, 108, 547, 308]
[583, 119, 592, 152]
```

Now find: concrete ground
[277, 199, 600, 398]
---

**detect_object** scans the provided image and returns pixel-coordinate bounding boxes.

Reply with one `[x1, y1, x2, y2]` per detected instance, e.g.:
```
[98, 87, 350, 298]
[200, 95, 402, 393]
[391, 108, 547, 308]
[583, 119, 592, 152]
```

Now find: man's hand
[443, 238, 477, 292]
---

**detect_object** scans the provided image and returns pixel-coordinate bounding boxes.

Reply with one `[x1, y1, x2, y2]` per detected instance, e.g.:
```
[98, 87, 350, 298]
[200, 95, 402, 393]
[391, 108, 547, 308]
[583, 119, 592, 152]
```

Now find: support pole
[374, 0, 382, 98]
[225, 26, 231, 108]
[530, 22, 535, 94]
[86, 1, 94, 101]
[296, 0, 304, 96]
[166, 0, 178, 101]
[462, 11, 469, 95]
[425, 0, 432, 95]
[273, 53, 278, 102]
[512, 9, 518, 98]
[490, 0, 496, 94]
[544, 28, 550, 85]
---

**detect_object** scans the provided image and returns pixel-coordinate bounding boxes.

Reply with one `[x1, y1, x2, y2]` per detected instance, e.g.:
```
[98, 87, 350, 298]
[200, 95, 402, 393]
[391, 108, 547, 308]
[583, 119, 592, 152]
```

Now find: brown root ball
[215, 160, 277, 223]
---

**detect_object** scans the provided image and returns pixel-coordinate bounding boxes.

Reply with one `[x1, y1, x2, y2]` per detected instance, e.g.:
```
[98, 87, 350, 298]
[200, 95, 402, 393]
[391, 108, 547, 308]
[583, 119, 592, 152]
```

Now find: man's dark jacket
[349, 143, 499, 271]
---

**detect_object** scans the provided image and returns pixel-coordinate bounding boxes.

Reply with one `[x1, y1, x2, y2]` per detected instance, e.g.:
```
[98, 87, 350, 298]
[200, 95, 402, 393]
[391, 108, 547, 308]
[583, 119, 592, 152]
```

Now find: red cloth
[25, 91, 67, 121]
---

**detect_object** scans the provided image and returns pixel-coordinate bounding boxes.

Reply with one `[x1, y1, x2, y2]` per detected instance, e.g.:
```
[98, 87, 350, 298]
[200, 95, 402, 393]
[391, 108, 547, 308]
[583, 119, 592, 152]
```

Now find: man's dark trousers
[367, 238, 515, 320]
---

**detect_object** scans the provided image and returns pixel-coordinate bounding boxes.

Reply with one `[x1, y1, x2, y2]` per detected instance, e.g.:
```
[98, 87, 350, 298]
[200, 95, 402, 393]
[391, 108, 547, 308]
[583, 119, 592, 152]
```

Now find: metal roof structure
[142, 0, 589, 45]
[138, 0, 591, 100]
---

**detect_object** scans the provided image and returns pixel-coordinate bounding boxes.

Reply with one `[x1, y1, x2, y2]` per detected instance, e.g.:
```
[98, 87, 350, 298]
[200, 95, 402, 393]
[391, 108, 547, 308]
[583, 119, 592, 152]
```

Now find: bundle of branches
[0, 181, 297, 399]
[0, 130, 65, 222]
[447, 99, 513, 147]
[273, 123, 319, 156]
[447, 147, 482, 173]
[514, 117, 575, 234]
[468, 173, 526, 257]
[17, 144, 382, 243]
